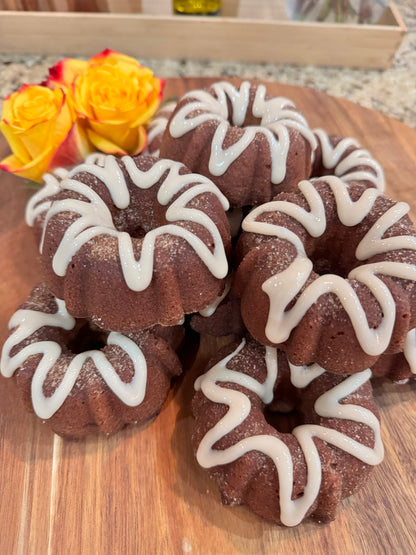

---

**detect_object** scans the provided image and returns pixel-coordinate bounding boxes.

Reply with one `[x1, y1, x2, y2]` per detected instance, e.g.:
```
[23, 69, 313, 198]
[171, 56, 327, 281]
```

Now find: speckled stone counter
[0, 0, 415, 127]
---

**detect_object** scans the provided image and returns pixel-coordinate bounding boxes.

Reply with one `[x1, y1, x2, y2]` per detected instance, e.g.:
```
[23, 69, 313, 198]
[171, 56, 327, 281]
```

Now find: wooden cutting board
[0, 78, 415, 555]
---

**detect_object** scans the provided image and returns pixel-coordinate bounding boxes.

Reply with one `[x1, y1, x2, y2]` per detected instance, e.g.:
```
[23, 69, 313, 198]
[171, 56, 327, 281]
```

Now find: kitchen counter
[0, 0, 415, 127]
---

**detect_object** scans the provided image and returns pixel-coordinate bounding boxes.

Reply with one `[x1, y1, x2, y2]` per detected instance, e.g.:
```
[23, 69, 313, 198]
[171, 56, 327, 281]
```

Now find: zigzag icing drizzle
[169, 81, 317, 184]
[313, 128, 385, 191]
[195, 339, 384, 527]
[26, 155, 112, 226]
[0, 299, 148, 419]
[36, 155, 229, 291]
[25, 167, 69, 226]
[242, 176, 416, 356]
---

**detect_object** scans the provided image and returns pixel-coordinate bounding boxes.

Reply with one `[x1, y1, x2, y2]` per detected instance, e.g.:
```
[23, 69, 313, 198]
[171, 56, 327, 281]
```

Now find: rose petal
[88, 119, 140, 152]
[0, 120, 32, 165]
[86, 125, 147, 156]
[2, 85, 58, 132]
[86, 128, 128, 155]
[130, 83, 164, 126]
[89, 49, 144, 69]
[49, 121, 94, 169]
[130, 126, 148, 155]
[46, 58, 88, 92]
[17, 91, 73, 159]
[0, 144, 54, 182]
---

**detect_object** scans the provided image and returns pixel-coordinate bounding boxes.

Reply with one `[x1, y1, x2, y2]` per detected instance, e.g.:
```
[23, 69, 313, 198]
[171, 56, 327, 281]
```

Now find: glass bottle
[173, 1, 221, 15]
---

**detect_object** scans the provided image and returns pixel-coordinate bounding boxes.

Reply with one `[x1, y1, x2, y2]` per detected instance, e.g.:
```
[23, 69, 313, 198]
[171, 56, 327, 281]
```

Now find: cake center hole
[265, 404, 303, 434]
[125, 225, 147, 239]
[112, 215, 147, 238]
[310, 246, 352, 279]
[67, 321, 108, 354]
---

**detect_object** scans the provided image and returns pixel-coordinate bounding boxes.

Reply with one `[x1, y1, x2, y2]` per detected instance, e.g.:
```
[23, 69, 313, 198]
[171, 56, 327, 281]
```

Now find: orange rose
[47, 49, 165, 155]
[0, 84, 92, 182]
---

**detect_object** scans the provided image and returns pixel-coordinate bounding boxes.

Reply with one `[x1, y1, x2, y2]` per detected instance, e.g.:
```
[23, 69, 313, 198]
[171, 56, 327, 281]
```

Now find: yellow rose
[47, 49, 164, 155]
[0, 84, 92, 182]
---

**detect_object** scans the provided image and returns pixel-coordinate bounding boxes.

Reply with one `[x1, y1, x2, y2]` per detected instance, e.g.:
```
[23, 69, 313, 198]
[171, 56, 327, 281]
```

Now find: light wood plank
[0, 6, 406, 69]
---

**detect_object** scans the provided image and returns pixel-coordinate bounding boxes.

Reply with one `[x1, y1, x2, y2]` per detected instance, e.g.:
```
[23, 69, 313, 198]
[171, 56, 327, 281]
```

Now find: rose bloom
[46, 49, 165, 155]
[0, 84, 92, 182]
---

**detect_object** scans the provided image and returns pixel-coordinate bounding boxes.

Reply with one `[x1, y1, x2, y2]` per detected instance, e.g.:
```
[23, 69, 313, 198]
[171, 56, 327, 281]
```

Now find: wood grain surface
[0, 8, 405, 69]
[0, 78, 415, 555]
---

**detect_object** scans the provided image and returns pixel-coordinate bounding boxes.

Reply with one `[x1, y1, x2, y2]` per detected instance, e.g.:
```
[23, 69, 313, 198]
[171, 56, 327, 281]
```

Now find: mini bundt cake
[27, 154, 231, 332]
[160, 80, 317, 208]
[0, 283, 184, 437]
[371, 327, 416, 382]
[145, 100, 177, 157]
[192, 336, 383, 526]
[312, 128, 385, 191]
[233, 176, 416, 374]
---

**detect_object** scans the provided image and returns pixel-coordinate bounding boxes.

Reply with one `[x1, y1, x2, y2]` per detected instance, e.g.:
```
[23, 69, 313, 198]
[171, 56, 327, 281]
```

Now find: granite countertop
[0, 0, 414, 128]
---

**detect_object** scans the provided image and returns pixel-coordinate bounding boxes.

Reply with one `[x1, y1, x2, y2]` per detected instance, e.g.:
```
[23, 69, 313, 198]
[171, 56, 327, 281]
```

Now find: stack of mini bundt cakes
[2, 80, 415, 526]
[156, 81, 415, 525]
[2, 153, 231, 437]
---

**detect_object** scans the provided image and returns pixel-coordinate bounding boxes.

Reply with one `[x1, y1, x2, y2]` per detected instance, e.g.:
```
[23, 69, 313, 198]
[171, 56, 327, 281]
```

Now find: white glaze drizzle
[313, 128, 385, 191]
[85, 152, 107, 167]
[199, 275, 232, 317]
[25, 155, 108, 227]
[168, 81, 317, 184]
[38, 155, 229, 291]
[0, 298, 148, 419]
[25, 168, 69, 226]
[403, 328, 416, 374]
[194, 339, 384, 527]
[242, 176, 416, 356]
[146, 101, 176, 157]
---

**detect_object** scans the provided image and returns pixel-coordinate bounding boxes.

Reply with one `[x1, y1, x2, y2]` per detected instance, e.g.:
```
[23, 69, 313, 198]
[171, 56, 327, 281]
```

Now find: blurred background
[0, 0, 414, 127]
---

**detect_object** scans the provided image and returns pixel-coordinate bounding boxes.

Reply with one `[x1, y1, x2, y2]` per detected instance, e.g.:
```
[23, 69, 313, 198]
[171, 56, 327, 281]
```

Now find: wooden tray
[0, 1, 407, 68]
[0, 78, 415, 554]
